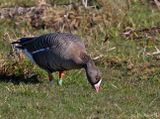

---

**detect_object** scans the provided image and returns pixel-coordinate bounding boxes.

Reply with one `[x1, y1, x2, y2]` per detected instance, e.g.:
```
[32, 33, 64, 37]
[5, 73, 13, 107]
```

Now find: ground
[0, 0, 160, 119]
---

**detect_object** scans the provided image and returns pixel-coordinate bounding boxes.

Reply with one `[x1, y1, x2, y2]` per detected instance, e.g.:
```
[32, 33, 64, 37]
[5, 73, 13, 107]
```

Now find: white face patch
[95, 79, 102, 87]
[94, 79, 102, 92]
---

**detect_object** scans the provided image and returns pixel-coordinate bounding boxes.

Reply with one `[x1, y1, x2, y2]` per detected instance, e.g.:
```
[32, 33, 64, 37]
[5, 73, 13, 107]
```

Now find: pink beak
[94, 79, 102, 93]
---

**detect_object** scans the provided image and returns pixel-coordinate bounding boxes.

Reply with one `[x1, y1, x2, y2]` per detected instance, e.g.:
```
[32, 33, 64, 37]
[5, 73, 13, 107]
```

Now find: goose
[12, 32, 102, 92]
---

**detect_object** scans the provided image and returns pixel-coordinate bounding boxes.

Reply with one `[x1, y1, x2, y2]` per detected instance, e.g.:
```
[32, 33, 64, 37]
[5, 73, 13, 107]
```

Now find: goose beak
[94, 79, 102, 93]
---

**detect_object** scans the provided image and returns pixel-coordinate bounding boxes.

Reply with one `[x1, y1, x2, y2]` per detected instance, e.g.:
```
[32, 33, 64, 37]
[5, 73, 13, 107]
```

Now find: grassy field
[0, 0, 160, 119]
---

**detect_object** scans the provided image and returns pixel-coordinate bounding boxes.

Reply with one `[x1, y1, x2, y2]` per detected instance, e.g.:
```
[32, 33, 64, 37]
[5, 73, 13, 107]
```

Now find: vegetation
[0, 0, 160, 118]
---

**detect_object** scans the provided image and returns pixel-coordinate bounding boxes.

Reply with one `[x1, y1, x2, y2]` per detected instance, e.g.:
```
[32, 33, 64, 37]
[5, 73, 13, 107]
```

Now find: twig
[107, 47, 116, 52]
[122, 26, 160, 40]
[146, 46, 160, 56]
[154, 0, 160, 9]
[93, 54, 104, 60]
[81, 0, 88, 8]
[92, 47, 116, 60]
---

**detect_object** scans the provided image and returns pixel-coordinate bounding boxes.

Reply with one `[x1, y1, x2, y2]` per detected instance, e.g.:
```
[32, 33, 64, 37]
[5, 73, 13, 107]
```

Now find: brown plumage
[12, 32, 102, 92]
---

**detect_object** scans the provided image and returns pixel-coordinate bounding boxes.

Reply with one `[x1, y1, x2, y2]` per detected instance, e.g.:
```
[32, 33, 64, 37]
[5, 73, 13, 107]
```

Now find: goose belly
[46, 57, 82, 72]
[23, 49, 83, 72]
[58, 59, 82, 70]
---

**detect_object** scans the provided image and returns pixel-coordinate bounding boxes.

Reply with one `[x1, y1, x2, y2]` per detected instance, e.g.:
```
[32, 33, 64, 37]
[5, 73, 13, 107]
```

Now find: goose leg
[48, 72, 54, 85]
[58, 71, 64, 86]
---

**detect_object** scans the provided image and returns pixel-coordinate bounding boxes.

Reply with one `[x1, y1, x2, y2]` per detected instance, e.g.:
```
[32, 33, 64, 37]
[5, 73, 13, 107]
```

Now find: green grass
[0, 0, 160, 119]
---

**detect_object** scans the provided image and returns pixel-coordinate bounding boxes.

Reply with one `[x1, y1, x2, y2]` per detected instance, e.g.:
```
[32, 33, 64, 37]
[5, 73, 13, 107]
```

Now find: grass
[0, 0, 160, 119]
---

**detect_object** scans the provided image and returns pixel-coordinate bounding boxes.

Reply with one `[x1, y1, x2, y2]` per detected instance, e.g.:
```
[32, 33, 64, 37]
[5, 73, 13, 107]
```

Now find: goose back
[17, 33, 87, 72]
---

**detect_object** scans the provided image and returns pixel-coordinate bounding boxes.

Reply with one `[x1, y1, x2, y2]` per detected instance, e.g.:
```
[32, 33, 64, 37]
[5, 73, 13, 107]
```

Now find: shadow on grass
[0, 74, 41, 85]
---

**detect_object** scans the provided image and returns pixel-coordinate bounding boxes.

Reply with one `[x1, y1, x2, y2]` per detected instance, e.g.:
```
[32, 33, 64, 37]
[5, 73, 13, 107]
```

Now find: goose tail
[11, 41, 24, 49]
[11, 41, 20, 44]
[11, 37, 35, 49]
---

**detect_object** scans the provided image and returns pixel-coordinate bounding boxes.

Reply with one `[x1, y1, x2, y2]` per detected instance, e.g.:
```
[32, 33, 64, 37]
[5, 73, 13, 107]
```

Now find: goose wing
[18, 33, 86, 72]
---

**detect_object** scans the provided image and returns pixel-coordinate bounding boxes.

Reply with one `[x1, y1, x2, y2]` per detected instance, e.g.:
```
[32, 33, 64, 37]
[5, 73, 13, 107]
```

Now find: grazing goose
[12, 32, 102, 92]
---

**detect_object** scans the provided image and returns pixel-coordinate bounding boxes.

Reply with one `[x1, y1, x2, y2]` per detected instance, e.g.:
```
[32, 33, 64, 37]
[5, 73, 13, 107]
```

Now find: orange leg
[59, 71, 64, 79]
[58, 71, 64, 85]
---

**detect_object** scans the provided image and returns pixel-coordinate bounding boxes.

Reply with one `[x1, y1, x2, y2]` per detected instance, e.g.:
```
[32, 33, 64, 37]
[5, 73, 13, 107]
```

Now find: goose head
[85, 60, 102, 92]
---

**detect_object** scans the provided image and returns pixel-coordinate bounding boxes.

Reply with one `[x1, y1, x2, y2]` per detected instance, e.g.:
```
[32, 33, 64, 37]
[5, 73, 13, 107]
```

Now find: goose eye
[95, 75, 101, 81]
